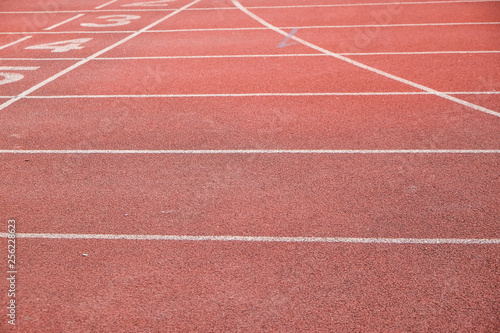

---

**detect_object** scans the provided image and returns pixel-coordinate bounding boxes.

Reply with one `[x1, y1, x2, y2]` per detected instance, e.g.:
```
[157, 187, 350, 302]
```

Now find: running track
[1, 0, 499, 331]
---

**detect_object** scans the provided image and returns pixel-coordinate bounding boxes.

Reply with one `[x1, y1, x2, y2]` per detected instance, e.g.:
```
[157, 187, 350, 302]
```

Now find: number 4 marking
[25, 38, 93, 53]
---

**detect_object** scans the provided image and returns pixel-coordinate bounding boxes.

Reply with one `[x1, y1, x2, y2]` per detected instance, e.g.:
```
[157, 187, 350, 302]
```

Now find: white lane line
[3, 50, 500, 61]
[344, 50, 500, 55]
[16, 91, 500, 98]
[0, 0, 201, 112]
[0, 1, 498, 13]
[0, 36, 32, 50]
[232, 0, 500, 119]
[231, 0, 500, 9]
[44, 14, 85, 31]
[1, 22, 499, 34]
[0, 232, 499, 244]
[0, 66, 39, 70]
[0, 91, 498, 98]
[95, 0, 119, 10]
[1, 150, 499, 154]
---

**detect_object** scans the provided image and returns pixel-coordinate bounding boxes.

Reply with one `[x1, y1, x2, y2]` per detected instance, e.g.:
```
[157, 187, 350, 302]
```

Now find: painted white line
[0, 58, 85, 61]
[0, 9, 176, 14]
[0, 31, 134, 35]
[232, 0, 500, 9]
[0, 0, 201, 112]
[3, 50, 500, 62]
[0, 66, 39, 71]
[0, 1, 498, 13]
[0, 232, 498, 244]
[1, 22, 499, 35]
[95, 0, 119, 10]
[44, 14, 85, 31]
[0, 91, 498, 99]
[232, 0, 500, 119]
[0, 36, 32, 50]
[343, 50, 500, 56]
[1, 149, 499, 154]
[17, 91, 500, 98]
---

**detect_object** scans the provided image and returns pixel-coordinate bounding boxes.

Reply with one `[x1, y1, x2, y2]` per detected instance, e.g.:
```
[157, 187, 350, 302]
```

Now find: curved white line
[231, 0, 500, 119]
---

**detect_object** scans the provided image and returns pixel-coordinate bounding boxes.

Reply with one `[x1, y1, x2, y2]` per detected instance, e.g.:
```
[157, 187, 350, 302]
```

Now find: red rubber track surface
[1, 0, 499, 332]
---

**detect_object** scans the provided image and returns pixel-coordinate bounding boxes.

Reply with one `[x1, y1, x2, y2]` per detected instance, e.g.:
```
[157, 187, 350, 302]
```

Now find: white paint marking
[0, 66, 39, 71]
[95, 0, 119, 10]
[0, 66, 39, 85]
[80, 14, 141, 27]
[0, 36, 32, 50]
[122, 0, 176, 7]
[25, 38, 93, 53]
[232, 0, 500, 119]
[16, 91, 500, 98]
[0, 232, 498, 244]
[0, 0, 202, 112]
[1, 91, 499, 98]
[235, 0, 500, 9]
[0, 149, 499, 154]
[1, 22, 499, 35]
[44, 14, 85, 31]
[0, 1, 498, 13]
[4, 50, 500, 62]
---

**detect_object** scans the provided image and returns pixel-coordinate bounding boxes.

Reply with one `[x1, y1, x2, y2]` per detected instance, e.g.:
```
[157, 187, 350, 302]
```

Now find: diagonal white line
[231, 0, 500, 119]
[44, 14, 85, 31]
[95, 0, 119, 9]
[0, 36, 32, 50]
[0, 232, 499, 244]
[0, 0, 201, 112]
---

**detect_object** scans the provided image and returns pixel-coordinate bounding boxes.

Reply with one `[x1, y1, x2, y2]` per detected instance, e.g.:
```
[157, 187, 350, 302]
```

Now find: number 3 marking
[80, 15, 141, 27]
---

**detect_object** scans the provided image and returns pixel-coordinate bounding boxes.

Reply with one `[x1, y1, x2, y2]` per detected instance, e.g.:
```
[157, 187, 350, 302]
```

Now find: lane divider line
[0, 0, 202, 112]
[44, 14, 85, 31]
[1, 0, 498, 13]
[3, 50, 500, 62]
[1, 150, 499, 154]
[0, 232, 499, 244]
[3, 91, 498, 98]
[1, 91, 499, 98]
[1, 22, 500, 35]
[231, 0, 500, 119]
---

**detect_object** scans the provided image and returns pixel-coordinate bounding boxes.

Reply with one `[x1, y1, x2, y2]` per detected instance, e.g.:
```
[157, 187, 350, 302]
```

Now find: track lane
[31, 57, 420, 95]
[298, 24, 500, 54]
[0, 238, 498, 331]
[1, 95, 500, 150]
[2, 153, 499, 239]
[348, 53, 500, 98]
[250, 2, 500, 27]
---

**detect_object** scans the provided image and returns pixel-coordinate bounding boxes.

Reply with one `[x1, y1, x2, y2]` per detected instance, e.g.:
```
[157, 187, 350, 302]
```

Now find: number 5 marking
[0, 66, 39, 85]
[80, 15, 141, 27]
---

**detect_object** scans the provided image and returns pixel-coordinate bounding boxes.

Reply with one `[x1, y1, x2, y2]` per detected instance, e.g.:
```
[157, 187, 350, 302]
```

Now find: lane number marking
[25, 38, 93, 53]
[0, 67, 40, 85]
[80, 15, 141, 27]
